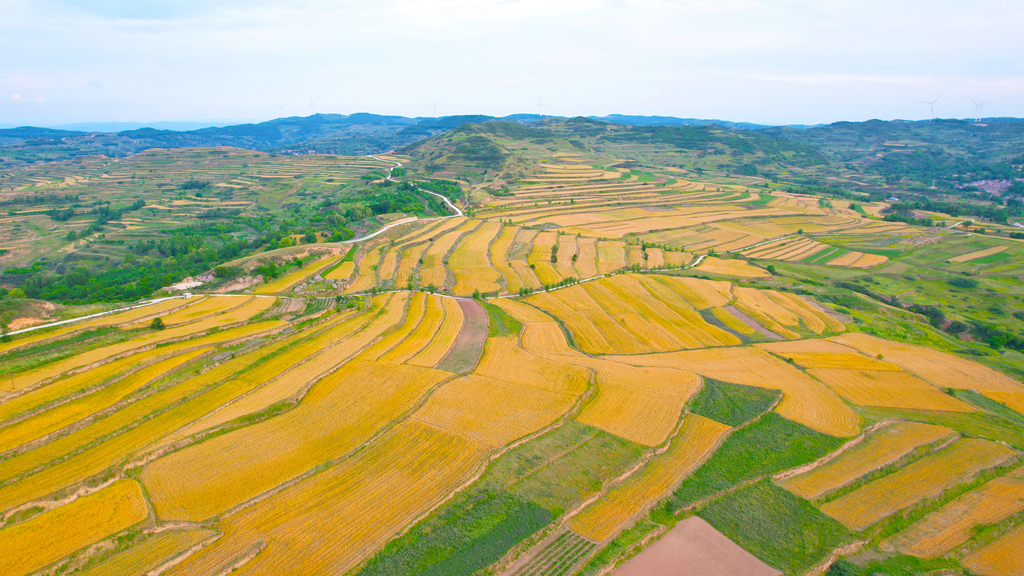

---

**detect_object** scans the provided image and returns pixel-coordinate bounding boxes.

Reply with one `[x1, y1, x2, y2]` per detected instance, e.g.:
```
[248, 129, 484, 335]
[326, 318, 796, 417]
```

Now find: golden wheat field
[608, 346, 861, 437]
[886, 468, 1024, 558]
[820, 439, 1018, 531]
[963, 521, 1024, 576]
[831, 333, 1024, 393]
[0, 480, 148, 576]
[567, 414, 731, 542]
[806, 368, 977, 412]
[74, 527, 215, 576]
[779, 422, 954, 499]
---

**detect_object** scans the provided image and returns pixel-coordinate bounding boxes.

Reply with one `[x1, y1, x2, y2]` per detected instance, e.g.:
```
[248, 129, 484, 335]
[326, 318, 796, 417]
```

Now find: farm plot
[142, 360, 450, 522]
[596, 240, 627, 274]
[526, 286, 645, 355]
[730, 287, 801, 338]
[697, 480, 850, 576]
[758, 338, 897, 370]
[395, 242, 431, 287]
[256, 253, 342, 294]
[75, 528, 215, 576]
[528, 231, 563, 286]
[408, 296, 465, 369]
[575, 237, 599, 278]
[378, 219, 454, 280]
[590, 275, 739, 348]
[555, 235, 579, 279]
[709, 306, 756, 335]
[413, 337, 588, 448]
[450, 221, 502, 296]
[574, 358, 703, 446]
[568, 414, 730, 542]
[0, 345, 186, 425]
[345, 247, 383, 293]
[608, 346, 860, 437]
[160, 293, 409, 439]
[0, 480, 148, 576]
[807, 368, 976, 412]
[983, 391, 1024, 416]
[963, 521, 1024, 576]
[886, 467, 1024, 558]
[831, 333, 1024, 393]
[581, 281, 681, 352]
[651, 275, 734, 309]
[820, 438, 1018, 531]
[519, 321, 702, 446]
[145, 295, 248, 327]
[379, 295, 448, 363]
[0, 324, 291, 503]
[490, 225, 524, 293]
[3, 310, 279, 400]
[326, 257, 357, 281]
[165, 420, 490, 576]
[420, 219, 479, 288]
[434, 299, 488, 373]
[511, 530, 596, 576]
[358, 291, 428, 360]
[609, 517, 781, 576]
[696, 257, 770, 278]
[0, 348, 207, 455]
[0, 297, 192, 354]
[779, 422, 954, 500]
[526, 275, 743, 354]
[948, 245, 1008, 263]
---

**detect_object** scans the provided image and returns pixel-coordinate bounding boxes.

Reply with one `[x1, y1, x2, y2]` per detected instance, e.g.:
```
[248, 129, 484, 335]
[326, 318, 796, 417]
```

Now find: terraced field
[4, 136, 1024, 576]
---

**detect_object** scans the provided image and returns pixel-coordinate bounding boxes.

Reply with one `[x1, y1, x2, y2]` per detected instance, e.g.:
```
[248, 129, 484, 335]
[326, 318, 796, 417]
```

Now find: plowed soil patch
[436, 299, 488, 373]
[610, 516, 780, 576]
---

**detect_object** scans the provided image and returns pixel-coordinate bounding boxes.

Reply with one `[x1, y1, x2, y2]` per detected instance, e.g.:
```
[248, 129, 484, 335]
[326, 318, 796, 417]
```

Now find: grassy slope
[689, 379, 781, 427]
[671, 412, 845, 510]
[353, 421, 642, 576]
[697, 480, 852, 575]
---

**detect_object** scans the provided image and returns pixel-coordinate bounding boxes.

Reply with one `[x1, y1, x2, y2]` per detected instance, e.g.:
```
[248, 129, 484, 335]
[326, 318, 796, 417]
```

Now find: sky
[1, 0, 1022, 127]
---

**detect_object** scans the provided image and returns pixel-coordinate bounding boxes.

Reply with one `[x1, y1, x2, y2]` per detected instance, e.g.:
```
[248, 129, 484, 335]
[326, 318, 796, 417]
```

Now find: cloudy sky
[1, 0, 1022, 127]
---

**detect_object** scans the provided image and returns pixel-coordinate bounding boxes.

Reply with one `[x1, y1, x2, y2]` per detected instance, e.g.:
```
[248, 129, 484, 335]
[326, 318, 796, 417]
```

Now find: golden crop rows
[0, 479, 147, 576]
[142, 361, 449, 522]
[568, 414, 730, 542]
[0, 348, 208, 455]
[608, 346, 861, 437]
[75, 528, 215, 576]
[780, 422, 953, 499]
[887, 467, 1024, 558]
[820, 439, 1017, 531]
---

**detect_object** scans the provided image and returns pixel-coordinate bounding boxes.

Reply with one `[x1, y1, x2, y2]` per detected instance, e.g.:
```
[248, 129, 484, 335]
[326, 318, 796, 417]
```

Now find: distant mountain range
[1, 113, 1021, 167]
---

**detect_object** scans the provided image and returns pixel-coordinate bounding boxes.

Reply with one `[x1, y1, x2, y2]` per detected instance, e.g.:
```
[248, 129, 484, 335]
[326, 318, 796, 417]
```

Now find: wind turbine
[275, 103, 287, 118]
[428, 101, 439, 116]
[535, 97, 548, 113]
[309, 95, 319, 114]
[918, 94, 943, 118]
[971, 98, 990, 122]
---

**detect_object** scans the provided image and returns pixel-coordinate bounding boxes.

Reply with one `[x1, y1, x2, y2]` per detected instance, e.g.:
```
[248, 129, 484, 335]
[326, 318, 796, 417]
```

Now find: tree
[279, 237, 294, 248]
[150, 317, 166, 330]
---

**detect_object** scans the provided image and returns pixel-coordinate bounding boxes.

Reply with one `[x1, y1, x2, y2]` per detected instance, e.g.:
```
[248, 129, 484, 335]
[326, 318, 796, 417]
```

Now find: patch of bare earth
[609, 517, 781, 576]
[723, 305, 782, 340]
[436, 299, 488, 373]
